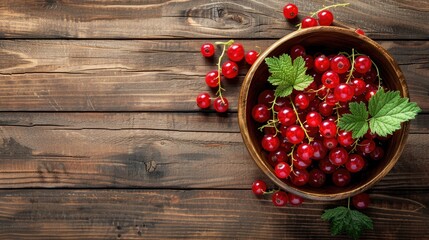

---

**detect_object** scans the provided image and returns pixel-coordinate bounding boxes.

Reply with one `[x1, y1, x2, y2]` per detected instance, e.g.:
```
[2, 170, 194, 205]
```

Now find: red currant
[309, 169, 326, 187]
[272, 191, 288, 207]
[297, 143, 314, 161]
[323, 137, 338, 150]
[306, 111, 322, 127]
[196, 92, 211, 109]
[274, 97, 292, 112]
[332, 168, 351, 187]
[293, 153, 312, 170]
[283, 3, 299, 20]
[319, 156, 336, 174]
[317, 10, 334, 26]
[337, 130, 354, 147]
[329, 147, 349, 166]
[290, 45, 306, 60]
[294, 93, 310, 110]
[268, 148, 288, 166]
[346, 154, 366, 173]
[290, 169, 310, 186]
[213, 97, 229, 113]
[285, 125, 305, 144]
[357, 139, 376, 154]
[200, 43, 215, 57]
[258, 90, 275, 107]
[245, 50, 259, 65]
[252, 104, 270, 123]
[319, 120, 337, 138]
[354, 55, 372, 74]
[311, 140, 328, 160]
[227, 43, 245, 62]
[304, 55, 314, 70]
[355, 28, 365, 35]
[322, 70, 340, 88]
[365, 89, 377, 101]
[275, 162, 291, 179]
[288, 193, 304, 206]
[330, 55, 351, 74]
[205, 70, 219, 88]
[350, 78, 366, 96]
[352, 193, 370, 209]
[301, 17, 318, 28]
[334, 83, 354, 102]
[370, 146, 384, 161]
[318, 102, 334, 117]
[262, 134, 280, 152]
[277, 107, 296, 126]
[314, 55, 330, 73]
[221, 60, 239, 79]
[252, 180, 267, 195]
[325, 93, 339, 106]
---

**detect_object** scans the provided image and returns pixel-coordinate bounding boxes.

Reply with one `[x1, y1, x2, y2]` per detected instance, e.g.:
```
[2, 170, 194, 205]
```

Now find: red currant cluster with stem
[252, 45, 388, 191]
[283, 2, 365, 35]
[196, 41, 259, 112]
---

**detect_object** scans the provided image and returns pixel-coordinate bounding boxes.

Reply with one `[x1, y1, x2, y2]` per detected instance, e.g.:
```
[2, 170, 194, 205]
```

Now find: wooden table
[0, 1, 427, 239]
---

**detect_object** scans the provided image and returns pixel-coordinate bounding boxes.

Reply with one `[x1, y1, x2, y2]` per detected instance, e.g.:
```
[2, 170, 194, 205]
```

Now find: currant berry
[357, 139, 376, 154]
[365, 89, 377, 101]
[325, 93, 339, 106]
[277, 107, 297, 126]
[319, 120, 337, 138]
[275, 162, 291, 179]
[323, 137, 338, 150]
[311, 140, 328, 160]
[304, 55, 314, 70]
[288, 193, 304, 206]
[205, 70, 219, 88]
[322, 70, 340, 88]
[354, 55, 372, 74]
[330, 55, 351, 74]
[200, 43, 215, 57]
[290, 45, 306, 60]
[252, 180, 267, 195]
[319, 156, 336, 174]
[290, 169, 310, 186]
[314, 55, 330, 73]
[301, 17, 318, 28]
[258, 90, 275, 107]
[196, 92, 211, 109]
[306, 111, 322, 127]
[268, 148, 288, 166]
[329, 147, 349, 166]
[335, 84, 354, 103]
[309, 169, 326, 187]
[272, 191, 288, 207]
[213, 97, 229, 112]
[292, 153, 312, 170]
[337, 130, 354, 147]
[245, 50, 259, 65]
[332, 168, 351, 187]
[227, 43, 245, 62]
[355, 28, 365, 35]
[352, 193, 370, 209]
[285, 125, 305, 144]
[317, 10, 334, 26]
[345, 154, 366, 173]
[297, 143, 315, 161]
[318, 102, 334, 117]
[252, 104, 270, 123]
[370, 146, 384, 161]
[221, 60, 239, 79]
[274, 97, 291, 112]
[350, 78, 366, 96]
[283, 3, 299, 20]
[262, 134, 280, 152]
[294, 93, 310, 110]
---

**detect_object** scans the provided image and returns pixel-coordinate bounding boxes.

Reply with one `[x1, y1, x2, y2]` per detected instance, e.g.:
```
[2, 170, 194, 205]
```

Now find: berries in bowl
[238, 26, 420, 201]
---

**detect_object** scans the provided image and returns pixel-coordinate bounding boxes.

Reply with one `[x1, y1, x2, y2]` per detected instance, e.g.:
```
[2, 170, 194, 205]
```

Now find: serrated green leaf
[265, 54, 313, 97]
[368, 89, 421, 137]
[322, 206, 373, 240]
[338, 102, 369, 139]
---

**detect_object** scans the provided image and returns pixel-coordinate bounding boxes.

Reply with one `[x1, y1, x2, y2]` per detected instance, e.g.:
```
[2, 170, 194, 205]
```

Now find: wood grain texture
[0, 113, 427, 189]
[0, 189, 426, 239]
[0, 0, 428, 39]
[0, 40, 427, 112]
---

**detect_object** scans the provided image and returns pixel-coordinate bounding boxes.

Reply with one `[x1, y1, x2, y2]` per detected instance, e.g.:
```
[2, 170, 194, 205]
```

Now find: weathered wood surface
[0, 189, 426, 240]
[0, 40, 427, 112]
[0, 0, 428, 39]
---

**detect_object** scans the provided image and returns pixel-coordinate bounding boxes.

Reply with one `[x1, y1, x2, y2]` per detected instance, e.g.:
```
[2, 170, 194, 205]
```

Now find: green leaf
[338, 102, 369, 139]
[368, 89, 421, 137]
[322, 206, 373, 240]
[265, 54, 313, 97]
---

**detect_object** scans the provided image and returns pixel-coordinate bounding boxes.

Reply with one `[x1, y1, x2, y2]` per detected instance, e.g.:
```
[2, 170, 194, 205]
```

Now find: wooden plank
[0, 112, 427, 134]
[0, 40, 427, 112]
[0, 118, 427, 189]
[0, 189, 426, 239]
[0, 0, 427, 39]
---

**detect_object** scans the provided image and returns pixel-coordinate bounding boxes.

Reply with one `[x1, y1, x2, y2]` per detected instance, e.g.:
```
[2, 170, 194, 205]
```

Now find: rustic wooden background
[0, 0, 428, 239]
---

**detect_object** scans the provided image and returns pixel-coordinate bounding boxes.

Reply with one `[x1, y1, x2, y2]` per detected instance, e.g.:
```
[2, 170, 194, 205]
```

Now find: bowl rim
[238, 26, 410, 201]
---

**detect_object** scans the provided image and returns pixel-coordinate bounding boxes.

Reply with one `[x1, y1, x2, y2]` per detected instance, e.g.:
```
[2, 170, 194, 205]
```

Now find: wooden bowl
[238, 26, 410, 201]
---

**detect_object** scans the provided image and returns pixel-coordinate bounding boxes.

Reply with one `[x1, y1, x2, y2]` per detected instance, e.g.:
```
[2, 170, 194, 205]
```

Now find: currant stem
[348, 139, 360, 154]
[345, 48, 355, 83]
[289, 96, 314, 142]
[310, 3, 350, 18]
[347, 196, 351, 209]
[215, 40, 234, 104]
